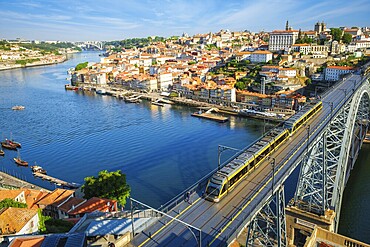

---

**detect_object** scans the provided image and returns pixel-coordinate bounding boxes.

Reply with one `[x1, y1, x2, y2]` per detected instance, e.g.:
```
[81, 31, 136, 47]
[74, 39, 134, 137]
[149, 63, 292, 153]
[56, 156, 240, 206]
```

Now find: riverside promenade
[0, 171, 48, 191]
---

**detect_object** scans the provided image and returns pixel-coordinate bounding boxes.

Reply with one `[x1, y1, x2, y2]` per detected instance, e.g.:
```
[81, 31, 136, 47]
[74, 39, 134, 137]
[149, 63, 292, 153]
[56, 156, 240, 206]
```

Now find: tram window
[206, 185, 220, 197]
[221, 185, 227, 194]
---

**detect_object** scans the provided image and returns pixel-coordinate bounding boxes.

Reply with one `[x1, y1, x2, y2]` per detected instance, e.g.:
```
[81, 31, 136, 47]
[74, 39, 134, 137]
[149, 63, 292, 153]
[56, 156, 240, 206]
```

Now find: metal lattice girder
[294, 78, 370, 230]
[246, 186, 287, 247]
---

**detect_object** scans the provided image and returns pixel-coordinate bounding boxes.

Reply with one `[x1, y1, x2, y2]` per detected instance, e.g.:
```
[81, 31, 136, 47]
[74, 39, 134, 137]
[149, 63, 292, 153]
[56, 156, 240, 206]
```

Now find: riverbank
[0, 171, 49, 191]
[70, 83, 292, 122]
[0, 55, 67, 71]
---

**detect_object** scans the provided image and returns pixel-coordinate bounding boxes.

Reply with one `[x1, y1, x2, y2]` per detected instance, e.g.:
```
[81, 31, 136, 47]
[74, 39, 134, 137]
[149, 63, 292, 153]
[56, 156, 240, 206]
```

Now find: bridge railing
[220, 130, 306, 245]
[220, 73, 370, 244]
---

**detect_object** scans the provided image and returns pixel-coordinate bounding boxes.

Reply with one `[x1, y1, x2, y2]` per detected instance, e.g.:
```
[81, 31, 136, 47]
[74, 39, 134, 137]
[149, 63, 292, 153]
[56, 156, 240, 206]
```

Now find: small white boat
[96, 88, 107, 95]
[12, 105, 25, 110]
[31, 164, 47, 174]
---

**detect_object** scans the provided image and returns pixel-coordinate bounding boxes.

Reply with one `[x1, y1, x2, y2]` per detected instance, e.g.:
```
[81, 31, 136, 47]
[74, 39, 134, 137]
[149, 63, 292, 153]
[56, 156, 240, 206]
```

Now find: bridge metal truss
[246, 185, 287, 247]
[74, 41, 104, 50]
[293, 77, 370, 230]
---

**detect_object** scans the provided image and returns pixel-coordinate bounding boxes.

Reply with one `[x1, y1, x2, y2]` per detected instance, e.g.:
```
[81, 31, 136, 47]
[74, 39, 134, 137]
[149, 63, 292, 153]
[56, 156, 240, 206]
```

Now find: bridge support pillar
[285, 206, 335, 246]
[246, 185, 287, 247]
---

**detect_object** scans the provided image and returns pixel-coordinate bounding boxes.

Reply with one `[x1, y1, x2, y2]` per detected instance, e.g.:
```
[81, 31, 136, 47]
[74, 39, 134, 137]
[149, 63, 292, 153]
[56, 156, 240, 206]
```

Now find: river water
[0, 51, 270, 208]
[0, 51, 368, 244]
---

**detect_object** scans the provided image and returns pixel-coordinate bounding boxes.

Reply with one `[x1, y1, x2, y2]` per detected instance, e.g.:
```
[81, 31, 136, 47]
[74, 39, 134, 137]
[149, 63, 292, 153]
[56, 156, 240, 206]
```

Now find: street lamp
[267, 156, 276, 196]
[218, 145, 240, 171]
[130, 199, 136, 237]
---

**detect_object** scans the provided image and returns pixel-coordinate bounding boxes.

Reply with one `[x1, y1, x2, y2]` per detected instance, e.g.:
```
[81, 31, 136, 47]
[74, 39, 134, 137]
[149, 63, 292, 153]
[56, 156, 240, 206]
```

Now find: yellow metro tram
[205, 101, 323, 202]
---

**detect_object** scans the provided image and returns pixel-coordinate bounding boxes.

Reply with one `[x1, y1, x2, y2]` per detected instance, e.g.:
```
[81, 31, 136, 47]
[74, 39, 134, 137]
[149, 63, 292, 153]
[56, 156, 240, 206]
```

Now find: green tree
[305, 78, 312, 85]
[330, 28, 343, 42]
[42, 217, 73, 233]
[75, 62, 88, 71]
[342, 33, 353, 44]
[0, 198, 27, 209]
[82, 170, 130, 206]
[235, 81, 246, 90]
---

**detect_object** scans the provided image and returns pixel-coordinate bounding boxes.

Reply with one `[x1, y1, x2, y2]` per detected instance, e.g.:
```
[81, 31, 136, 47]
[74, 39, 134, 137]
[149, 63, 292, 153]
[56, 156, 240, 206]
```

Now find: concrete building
[158, 72, 173, 91]
[279, 68, 297, 78]
[250, 50, 273, 63]
[325, 66, 354, 81]
[292, 44, 311, 55]
[269, 30, 299, 52]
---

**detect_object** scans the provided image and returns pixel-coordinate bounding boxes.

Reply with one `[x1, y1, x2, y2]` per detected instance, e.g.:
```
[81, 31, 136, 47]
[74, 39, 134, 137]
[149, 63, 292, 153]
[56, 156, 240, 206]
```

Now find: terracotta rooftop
[36, 188, 75, 207]
[22, 189, 50, 209]
[0, 207, 38, 234]
[9, 236, 44, 247]
[68, 197, 117, 215]
[0, 190, 24, 202]
[327, 66, 354, 70]
[252, 50, 272, 54]
[58, 197, 86, 213]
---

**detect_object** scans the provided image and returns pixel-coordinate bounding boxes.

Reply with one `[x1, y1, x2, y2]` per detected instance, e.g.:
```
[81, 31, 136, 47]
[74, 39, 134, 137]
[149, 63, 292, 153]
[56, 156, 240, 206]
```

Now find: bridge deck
[131, 74, 364, 247]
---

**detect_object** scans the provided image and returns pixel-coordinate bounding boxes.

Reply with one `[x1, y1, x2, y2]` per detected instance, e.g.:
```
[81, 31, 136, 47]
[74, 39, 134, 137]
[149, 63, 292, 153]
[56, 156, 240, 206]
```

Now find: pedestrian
[186, 191, 190, 202]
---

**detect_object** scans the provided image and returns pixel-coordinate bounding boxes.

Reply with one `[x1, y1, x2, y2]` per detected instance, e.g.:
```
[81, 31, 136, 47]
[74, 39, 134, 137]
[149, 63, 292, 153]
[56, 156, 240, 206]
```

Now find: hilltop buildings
[69, 21, 369, 111]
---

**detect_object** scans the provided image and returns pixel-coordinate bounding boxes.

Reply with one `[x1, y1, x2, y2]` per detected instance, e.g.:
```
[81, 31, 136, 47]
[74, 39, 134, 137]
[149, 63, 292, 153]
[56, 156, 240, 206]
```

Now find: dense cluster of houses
[71, 25, 369, 110]
[0, 187, 118, 245]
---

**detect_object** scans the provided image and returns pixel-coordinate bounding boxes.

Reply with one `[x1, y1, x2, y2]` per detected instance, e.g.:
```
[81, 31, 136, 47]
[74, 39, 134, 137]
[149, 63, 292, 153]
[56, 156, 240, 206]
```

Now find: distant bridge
[73, 41, 104, 50]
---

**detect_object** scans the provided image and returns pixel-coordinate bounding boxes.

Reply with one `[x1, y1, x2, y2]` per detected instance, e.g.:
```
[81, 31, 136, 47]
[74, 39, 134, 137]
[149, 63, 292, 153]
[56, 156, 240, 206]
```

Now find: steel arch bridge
[128, 66, 370, 247]
[247, 72, 370, 246]
[293, 75, 370, 229]
[73, 41, 104, 50]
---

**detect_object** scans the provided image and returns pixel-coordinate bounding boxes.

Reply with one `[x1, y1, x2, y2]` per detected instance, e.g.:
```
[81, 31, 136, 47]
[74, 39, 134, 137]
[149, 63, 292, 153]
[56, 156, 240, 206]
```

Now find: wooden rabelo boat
[14, 157, 28, 166]
[1, 140, 18, 150]
[14, 151, 28, 166]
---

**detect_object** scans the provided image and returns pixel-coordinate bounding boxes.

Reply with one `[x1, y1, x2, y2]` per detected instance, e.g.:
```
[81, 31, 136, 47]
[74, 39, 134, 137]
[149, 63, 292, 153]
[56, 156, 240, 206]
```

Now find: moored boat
[14, 157, 28, 166]
[96, 88, 107, 95]
[151, 101, 165, 107]
[0, 149, 4, 156]
[11, 105, 25, 110]
[1, 140, 18, 150]
[31, 164, 47, 174]
[10, 140, 21, 148]
[14, 150, 28, 166]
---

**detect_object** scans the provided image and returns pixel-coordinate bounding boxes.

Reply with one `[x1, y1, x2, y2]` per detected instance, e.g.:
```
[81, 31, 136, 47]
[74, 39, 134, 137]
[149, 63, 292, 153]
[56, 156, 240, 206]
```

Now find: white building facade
[325, 66, 354, 81]
[268, 30, 299, 52]
[250, 51, 273, 63]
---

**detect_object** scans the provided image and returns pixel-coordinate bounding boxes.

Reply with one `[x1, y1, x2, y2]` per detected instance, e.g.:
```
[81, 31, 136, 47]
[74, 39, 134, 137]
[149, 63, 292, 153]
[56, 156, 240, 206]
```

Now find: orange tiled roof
[0, 190, 23, 201]
[9, 236, 44, 247]
[36, 188, 74, 207]
[0, 207, 38, 234]
[22, 189, 49, 209]
[327, 66, 354, 70]
[279, 68, 296, 71]
[252, 50, 272, 54]
[58, 197, 86, 212]
[68, 197, 117, 215]
[237, 90, 270, 98]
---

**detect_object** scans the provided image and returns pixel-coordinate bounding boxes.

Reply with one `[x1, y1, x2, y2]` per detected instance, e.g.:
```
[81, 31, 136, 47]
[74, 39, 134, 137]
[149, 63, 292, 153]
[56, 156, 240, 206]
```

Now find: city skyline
[1, 0, 369, 41]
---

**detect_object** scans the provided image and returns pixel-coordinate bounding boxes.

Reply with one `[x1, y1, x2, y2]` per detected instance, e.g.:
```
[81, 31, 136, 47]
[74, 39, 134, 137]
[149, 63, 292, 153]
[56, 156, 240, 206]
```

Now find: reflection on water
[0, 51, 266, 208]
[338, 144, 370, 244]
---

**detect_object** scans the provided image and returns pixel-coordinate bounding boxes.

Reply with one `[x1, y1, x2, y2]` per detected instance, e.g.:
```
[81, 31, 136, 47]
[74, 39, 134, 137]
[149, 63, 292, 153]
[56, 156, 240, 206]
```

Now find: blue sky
[0, 0, 369, 41]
